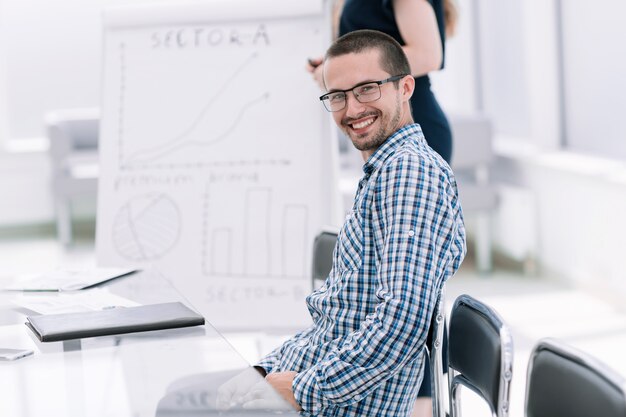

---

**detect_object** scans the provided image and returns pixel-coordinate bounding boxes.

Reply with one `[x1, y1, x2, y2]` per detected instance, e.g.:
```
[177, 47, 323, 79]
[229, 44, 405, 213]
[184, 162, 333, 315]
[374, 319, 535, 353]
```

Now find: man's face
[323, 49, 412, 157]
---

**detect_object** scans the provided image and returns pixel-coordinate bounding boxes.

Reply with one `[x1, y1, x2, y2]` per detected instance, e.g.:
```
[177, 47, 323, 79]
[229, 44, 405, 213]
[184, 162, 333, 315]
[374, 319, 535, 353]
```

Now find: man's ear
[401, 75, 415, 101]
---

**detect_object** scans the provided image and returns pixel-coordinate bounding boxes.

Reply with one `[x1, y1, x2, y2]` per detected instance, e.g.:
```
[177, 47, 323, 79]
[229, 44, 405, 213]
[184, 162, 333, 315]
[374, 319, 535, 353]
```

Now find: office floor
[1, 228, 625, 417]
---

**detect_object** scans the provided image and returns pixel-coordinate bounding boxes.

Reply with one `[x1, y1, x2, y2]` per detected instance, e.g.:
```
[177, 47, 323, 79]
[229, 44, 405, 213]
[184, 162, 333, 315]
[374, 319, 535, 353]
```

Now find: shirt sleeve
[293, 152, 464, 412]
[256, 325, 316, 374]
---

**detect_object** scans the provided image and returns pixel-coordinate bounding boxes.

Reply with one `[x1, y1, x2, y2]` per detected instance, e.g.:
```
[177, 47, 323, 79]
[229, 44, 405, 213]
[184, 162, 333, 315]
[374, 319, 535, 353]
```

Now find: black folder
[25, 302, 205, 342]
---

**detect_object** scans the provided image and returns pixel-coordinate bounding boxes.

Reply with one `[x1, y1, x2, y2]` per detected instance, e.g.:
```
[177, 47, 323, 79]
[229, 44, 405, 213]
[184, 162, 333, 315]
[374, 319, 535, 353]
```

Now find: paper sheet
[3, 267, 136, 291]
[11, 288, 141, 315]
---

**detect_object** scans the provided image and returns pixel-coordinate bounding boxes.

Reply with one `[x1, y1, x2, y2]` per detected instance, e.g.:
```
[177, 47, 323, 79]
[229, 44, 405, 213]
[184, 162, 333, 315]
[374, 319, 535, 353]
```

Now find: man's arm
[256, 325, 316, 374]
[292, 153, 465, 413]
[219, 326, 316, 410]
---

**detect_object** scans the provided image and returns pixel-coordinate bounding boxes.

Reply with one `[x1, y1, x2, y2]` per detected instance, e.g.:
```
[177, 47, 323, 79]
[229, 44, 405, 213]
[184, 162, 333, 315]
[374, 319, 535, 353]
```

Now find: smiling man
[220, 29, 466, 417]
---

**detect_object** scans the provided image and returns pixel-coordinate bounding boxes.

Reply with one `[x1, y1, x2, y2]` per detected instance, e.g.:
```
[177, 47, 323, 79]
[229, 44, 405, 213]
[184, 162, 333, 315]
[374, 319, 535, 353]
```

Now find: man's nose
[344, 92, 365, 115]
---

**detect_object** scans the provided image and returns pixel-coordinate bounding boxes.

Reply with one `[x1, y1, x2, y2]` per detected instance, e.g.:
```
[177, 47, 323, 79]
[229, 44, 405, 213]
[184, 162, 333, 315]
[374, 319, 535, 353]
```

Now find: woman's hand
[306, 56, 325, 90]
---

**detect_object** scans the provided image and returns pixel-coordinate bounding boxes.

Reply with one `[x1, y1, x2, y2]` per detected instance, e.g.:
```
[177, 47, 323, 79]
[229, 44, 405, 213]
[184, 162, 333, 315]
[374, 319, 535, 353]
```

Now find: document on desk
[11, 288, 141, 315]
[4, 267, 137, 291]
[25, 301, 205, 342]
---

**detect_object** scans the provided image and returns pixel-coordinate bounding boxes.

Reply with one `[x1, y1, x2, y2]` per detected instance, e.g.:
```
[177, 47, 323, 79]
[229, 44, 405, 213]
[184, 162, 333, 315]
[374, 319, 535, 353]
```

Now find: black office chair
[311, 228, 339, 290]
[448, 294, 514, 417]
[525, 338, 626, 417]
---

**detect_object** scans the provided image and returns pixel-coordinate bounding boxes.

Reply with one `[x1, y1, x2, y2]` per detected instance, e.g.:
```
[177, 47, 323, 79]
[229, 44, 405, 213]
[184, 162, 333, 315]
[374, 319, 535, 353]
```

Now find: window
[560, 0, 626, 159]
[0, 0, 104, 141]
[0, 0, 151, 143]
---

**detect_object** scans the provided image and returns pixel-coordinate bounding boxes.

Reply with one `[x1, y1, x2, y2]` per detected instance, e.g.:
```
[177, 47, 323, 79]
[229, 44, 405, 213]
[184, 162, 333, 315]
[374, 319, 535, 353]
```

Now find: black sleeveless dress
[340, 0, 453, 163]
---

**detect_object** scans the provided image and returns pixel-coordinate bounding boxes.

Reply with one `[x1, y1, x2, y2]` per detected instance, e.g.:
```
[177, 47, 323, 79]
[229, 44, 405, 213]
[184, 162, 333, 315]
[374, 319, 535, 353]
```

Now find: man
[221, 29, 466, 416]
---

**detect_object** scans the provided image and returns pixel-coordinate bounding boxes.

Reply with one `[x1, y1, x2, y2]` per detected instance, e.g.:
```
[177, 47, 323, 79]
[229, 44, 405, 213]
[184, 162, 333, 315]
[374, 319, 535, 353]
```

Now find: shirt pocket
[335, 209, 363, 272]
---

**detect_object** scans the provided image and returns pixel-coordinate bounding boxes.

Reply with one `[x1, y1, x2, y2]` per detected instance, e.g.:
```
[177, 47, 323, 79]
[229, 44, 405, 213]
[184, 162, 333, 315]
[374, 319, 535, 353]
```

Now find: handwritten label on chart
[151, 24, 271, 49]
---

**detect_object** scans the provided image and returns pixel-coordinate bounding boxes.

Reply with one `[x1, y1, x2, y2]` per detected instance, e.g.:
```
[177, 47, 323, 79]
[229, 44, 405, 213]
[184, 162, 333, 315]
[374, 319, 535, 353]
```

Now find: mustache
[341, 111, 380, 126]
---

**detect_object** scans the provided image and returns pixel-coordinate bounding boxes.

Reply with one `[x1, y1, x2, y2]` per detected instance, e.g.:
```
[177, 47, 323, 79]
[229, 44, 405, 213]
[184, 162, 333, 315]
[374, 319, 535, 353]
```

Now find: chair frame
[46, 108, 100, 245]
[525, 337, 626, 416]
[429, 287, 447, 417]
[448, 294, 514, 417]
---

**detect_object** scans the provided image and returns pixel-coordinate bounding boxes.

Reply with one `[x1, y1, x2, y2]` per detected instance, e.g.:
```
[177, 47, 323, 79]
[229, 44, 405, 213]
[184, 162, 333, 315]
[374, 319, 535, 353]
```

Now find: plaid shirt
[258, 124, 466, 417]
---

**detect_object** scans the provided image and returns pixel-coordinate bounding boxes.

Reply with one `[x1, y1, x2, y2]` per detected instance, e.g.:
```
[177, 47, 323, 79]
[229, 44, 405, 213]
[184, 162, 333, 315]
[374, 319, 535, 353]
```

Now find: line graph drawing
[127, 91, 270, 164]
[118, 51, 272, 169]
[112, 193, 181, 261]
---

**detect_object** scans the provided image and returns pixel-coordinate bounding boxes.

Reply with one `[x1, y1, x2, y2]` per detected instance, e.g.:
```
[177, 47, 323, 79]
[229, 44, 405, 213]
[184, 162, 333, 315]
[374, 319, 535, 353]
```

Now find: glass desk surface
[0, 269, 298, 417]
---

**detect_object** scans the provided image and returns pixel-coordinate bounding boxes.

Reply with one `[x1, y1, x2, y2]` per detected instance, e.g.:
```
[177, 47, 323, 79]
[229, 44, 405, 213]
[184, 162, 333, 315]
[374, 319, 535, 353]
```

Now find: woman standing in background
[307, 1, 458, 416]
[308, 0, 457, 164]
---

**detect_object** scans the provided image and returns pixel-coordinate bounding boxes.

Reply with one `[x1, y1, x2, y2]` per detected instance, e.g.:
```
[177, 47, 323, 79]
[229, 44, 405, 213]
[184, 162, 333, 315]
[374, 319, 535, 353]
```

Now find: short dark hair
[325, 29, 411, 77]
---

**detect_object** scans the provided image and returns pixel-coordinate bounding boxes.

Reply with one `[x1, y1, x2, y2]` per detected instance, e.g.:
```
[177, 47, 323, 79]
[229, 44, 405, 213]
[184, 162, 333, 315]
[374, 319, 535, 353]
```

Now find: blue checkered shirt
[258, 124, 466, 416]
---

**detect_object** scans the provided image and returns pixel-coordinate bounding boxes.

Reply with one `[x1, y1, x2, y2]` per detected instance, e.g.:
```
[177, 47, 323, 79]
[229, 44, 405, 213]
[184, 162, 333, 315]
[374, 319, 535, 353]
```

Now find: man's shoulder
[383, 138, 453, 179]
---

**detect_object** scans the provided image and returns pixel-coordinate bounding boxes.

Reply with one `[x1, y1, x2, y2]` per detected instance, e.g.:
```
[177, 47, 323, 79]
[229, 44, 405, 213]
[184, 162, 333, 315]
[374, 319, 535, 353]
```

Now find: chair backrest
[448, 113, 497, 213]
[448, 294, 513, 417]
[311, 228, 339, 290]
[449, 113, 493, 170]
[46, 109, 100, 199]
[525, 338, 626, 417]
[46, 108, 100, 158]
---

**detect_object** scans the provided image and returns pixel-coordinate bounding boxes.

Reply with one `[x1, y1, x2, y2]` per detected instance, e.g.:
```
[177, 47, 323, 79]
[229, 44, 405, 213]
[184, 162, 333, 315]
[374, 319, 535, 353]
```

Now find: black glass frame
[319, 74, 408, 112]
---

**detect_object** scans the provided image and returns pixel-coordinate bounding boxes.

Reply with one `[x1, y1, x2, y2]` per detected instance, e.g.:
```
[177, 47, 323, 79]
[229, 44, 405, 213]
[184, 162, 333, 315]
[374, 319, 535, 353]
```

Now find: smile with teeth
[351, 117, 376, 130]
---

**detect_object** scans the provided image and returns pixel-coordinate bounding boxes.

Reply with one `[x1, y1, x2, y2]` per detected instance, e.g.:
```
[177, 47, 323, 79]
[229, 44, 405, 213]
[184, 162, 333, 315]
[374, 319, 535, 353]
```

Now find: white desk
[0, 270, 296, 417]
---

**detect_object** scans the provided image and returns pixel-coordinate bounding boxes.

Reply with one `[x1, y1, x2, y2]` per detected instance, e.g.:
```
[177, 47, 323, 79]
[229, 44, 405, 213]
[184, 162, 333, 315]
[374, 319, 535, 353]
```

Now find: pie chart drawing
[112, 193, 181, 261]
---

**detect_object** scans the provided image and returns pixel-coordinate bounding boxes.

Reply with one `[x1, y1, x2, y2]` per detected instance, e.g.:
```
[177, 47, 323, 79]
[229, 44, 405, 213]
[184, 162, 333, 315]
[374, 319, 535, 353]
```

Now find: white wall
[0, 0, 159, 141]
[0, 151, 53, 225]
[429, 0, 477, 115]
[1, 0, 102, 139]
[560, 0, 626, 159]
[0, 0, 98, 226]
[432, 0, 626, 295]
[494, 147, 626, 296]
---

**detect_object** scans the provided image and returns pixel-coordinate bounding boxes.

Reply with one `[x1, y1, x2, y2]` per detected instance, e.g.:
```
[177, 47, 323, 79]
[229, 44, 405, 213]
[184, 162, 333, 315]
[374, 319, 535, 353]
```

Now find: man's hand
[266, 372, 302, 410]
[242, 371, 303, 411]
[215, 367, 265, 410]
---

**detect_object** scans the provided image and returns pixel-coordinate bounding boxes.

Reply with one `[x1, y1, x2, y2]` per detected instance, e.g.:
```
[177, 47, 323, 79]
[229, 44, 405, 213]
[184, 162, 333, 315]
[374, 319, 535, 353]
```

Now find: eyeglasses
[319, 75, 408, 112]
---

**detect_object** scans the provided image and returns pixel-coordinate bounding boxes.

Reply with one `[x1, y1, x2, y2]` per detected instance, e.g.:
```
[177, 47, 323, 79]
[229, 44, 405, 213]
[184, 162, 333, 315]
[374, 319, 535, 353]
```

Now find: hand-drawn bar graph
[203, 184, 309, 279]
[209, 228, 232, 275]
[244, 188, 271, 276]
[282, 205, 308, 277]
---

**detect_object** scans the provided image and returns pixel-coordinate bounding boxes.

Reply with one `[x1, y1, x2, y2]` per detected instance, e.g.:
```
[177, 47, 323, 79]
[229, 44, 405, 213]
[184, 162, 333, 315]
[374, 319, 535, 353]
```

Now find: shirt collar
[362, 123, 424, 175]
